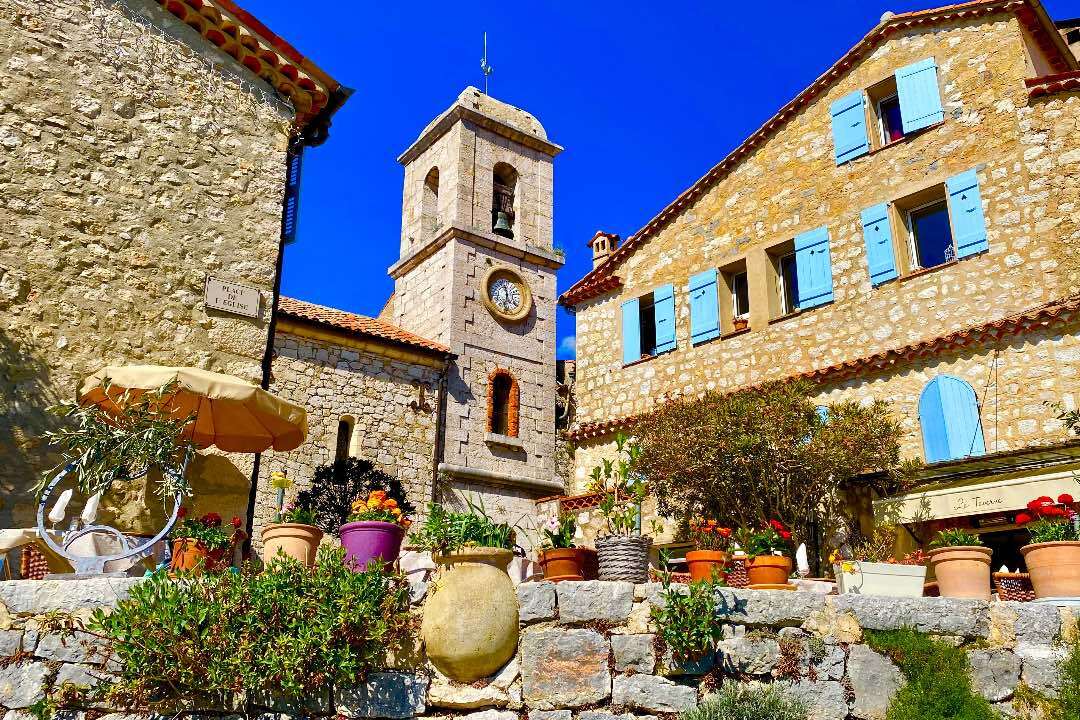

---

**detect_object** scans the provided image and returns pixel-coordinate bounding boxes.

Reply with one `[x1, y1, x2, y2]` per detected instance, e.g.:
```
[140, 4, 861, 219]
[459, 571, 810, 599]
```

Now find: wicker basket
[725, 556, 750, 588]
[596, 535, 652, 583]
[993, 572, 1036, 602]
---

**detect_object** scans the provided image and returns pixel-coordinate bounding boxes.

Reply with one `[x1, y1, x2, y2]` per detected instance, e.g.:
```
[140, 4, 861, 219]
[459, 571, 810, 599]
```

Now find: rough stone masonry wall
[252, 331, 442, 548]
[572, 15, 1080, 486]
[1, 578, 1076, 720]
[0, 0, 294, 529]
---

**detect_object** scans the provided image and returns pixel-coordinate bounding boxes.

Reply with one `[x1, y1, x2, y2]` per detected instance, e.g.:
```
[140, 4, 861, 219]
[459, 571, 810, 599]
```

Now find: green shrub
[90, 546, 412, 707]
[865, 628, 997, 720]
[652, 559, 725, 662]
[1059, 636, 1080, 717]
[683, 684, 809, 720]
[411, 498, 515, 554]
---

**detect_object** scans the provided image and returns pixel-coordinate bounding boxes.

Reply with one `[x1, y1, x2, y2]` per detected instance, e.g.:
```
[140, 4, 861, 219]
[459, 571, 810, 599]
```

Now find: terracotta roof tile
[564, 294, 1080, 441]
[1026, 69, 1080, 98]
[559, 0, 1076, 308]
[277, 297, 451, 355]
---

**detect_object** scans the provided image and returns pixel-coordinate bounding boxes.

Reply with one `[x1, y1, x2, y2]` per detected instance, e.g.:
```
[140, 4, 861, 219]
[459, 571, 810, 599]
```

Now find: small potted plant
[170, 509, 244, 574]
[260, 470, 324, 567]
[539, 513, 582, 582]
[927, 528, 992, 600]
[414, 498, 519, 683]
[831, 527, 928, 597]
[1017, 493, 1080, 598]
[339, 489, 412, 570]
[590, 433, 654, 583]
[685, 517, 731, 583]
[739, 520, 794, 587]
[732, 316, 749, 332]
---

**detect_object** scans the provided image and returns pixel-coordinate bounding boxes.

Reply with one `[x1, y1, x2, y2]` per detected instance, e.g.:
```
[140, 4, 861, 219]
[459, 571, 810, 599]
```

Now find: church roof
[559, 0, 1076, 308]
[277, 297, 451, 356]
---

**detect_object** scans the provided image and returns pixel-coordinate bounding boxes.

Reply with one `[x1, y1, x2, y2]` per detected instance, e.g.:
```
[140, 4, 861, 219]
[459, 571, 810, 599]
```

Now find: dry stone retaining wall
[1, 578, 1077, 720]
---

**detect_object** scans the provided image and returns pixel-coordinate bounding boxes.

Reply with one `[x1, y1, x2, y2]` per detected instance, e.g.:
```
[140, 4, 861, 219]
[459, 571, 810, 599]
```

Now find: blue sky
[243, 0, 1077, 360]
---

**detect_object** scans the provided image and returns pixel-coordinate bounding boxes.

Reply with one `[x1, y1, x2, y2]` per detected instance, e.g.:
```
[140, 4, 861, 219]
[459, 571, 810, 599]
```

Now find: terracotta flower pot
[686, 550, 727, 583]
[747, 555, 792, 586]
[422, 547, 518, 682]
[540, 547, 583, 582]
[1021, 541, 1080, 598]
[262, 522, 324, 568]
[928, 546, 992, 600]
[170, 538, 213, 574]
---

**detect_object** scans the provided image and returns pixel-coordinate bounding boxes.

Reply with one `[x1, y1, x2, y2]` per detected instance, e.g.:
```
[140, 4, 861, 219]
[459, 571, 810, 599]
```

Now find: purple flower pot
[339, 520, 405, 571]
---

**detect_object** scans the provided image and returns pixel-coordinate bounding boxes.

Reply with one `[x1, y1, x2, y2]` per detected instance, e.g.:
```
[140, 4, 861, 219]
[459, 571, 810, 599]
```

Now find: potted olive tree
[590, 433, 655, 583]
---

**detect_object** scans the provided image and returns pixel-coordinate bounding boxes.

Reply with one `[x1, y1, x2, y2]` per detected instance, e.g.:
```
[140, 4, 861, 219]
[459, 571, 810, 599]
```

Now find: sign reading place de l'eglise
[205, 276, 261, 319]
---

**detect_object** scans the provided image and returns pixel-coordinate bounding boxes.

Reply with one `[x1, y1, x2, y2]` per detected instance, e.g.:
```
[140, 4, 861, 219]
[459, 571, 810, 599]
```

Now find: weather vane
[481, 31, 493, 94]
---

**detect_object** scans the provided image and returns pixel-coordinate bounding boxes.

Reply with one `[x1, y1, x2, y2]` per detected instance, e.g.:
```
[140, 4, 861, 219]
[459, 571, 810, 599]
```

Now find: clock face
[489, 277, 522, 313]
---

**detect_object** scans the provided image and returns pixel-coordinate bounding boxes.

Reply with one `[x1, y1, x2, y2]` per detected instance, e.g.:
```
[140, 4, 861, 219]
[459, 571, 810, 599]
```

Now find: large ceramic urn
[421, 547, 518, 682]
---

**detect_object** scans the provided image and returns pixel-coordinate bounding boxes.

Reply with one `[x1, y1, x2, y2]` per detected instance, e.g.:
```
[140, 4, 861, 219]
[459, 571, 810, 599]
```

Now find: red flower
[1015, 512, 1033, 525]
[1059, 493, 1074, 505]
[718, 527, 732, 538]
[769, 519, 786, 531]
[779, 530, 792, 541]
[177, 506, 188, 520]
[202, 512, 222, 527]
[231, 516, 243, 529]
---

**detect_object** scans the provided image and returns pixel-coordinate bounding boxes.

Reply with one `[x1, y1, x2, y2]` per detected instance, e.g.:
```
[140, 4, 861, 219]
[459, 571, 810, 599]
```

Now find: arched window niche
[486, 369, 520, 437]
[421, 167, 439, 241]
[491, 162, 518, 239]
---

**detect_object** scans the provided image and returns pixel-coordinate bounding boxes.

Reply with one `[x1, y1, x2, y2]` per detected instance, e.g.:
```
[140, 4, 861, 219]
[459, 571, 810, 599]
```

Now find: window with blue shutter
[621, 298, 640, 366]
[689, 270, 720, 345]
[794, 226, 834, 309]
[919, 376, 986, 463]
[830, 90, 870, 165]
[895, 58, 944, 134]
[652, 284, 677, 354]
[282, 147, 303, 244]
[861, 203, 898, 286]
[946, 169, 988, 259]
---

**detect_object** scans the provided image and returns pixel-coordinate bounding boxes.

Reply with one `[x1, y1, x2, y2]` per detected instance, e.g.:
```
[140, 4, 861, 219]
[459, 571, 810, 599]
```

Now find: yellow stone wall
[569, 14, 1080, 492]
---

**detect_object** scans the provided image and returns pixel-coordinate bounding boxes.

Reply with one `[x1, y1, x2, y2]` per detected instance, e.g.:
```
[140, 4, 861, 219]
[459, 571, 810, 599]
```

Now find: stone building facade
[0, 0, 343, 530]
[252, 297, 451, 541]
[560, 0, 1080, 553]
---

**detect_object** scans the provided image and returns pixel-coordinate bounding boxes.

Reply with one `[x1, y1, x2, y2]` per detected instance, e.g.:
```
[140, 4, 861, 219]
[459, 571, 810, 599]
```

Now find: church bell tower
[388, 87, 565, 522]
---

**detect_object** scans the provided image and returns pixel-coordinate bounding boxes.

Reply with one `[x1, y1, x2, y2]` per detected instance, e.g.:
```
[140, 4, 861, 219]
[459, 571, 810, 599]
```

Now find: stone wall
[252, 329, 443, 547]
[570, 13, 1080, 488]
[1, 577, 1076, 720]
[0, 0, 294, 528]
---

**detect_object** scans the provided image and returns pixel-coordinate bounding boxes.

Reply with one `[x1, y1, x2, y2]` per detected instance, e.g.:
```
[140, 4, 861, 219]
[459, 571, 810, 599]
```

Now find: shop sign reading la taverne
[205, 277, 261, 318]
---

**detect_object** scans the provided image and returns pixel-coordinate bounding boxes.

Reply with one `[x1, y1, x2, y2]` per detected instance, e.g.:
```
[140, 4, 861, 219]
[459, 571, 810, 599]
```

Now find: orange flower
[370, 490, 388, 501]
[384, 499, 398, 509]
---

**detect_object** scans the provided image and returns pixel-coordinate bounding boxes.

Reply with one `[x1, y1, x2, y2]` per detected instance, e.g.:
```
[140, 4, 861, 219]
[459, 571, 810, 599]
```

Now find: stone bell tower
[388, 87, 565, 523]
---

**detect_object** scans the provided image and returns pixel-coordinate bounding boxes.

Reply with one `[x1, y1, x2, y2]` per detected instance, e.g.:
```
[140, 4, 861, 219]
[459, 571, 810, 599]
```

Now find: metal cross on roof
[481, 31, 493, 94]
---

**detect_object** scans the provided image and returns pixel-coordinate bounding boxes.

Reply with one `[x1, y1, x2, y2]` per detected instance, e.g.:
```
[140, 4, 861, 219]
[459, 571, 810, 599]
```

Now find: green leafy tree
[635, 379, 911, 572]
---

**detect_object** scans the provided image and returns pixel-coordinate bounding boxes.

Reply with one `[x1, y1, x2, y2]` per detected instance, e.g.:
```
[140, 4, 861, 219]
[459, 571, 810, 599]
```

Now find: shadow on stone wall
[0, 328, 62, 528]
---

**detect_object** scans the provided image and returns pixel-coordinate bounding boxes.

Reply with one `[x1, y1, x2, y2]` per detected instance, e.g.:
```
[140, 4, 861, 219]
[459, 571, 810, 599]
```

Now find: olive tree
[634, 379, 910, 571]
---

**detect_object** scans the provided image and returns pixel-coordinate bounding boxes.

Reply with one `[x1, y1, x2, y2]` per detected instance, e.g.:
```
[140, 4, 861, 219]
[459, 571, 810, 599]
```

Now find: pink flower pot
[339, 521, 405, 571]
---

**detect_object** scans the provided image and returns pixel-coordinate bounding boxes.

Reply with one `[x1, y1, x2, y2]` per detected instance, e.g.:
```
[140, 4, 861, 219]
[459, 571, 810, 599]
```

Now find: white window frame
[903, 197, 955, 272]
[875, 93, 903, 146]
[731, 270, 750, 320]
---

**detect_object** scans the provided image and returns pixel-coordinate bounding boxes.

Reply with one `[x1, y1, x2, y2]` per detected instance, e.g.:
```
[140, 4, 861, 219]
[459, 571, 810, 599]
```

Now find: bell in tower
[492, 164, 517, 239]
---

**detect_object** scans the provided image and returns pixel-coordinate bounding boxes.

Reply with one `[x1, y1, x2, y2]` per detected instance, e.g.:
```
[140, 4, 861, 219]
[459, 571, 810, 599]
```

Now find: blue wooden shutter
[282, 148, 303, 244]
[794, 226, 834, 309]
[621, 298, 640, 365]
[861, 203, 898, 286]
[689, 270, 720, 345]
[946, 169, 988, 259]
[896, 58, 944, 134]
[920, 376, 986, 462]
[653, 284, 676, 354]
[830, 90, 870, 165]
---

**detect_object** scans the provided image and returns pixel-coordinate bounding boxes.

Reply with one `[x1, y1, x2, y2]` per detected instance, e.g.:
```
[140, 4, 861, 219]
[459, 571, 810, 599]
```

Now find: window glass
[335, 419, 352, 463]
[639, 295, 657, 356]
[779, 254, 799, 314]
[491, 375, 512, 435]
[879, 95, 904, 144]
[732, 271, 750, 318]
[909, 200, 954, 269]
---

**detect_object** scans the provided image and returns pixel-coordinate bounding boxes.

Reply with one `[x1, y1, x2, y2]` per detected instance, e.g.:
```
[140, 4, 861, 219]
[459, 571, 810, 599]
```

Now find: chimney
[588, 231, 620, 269]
